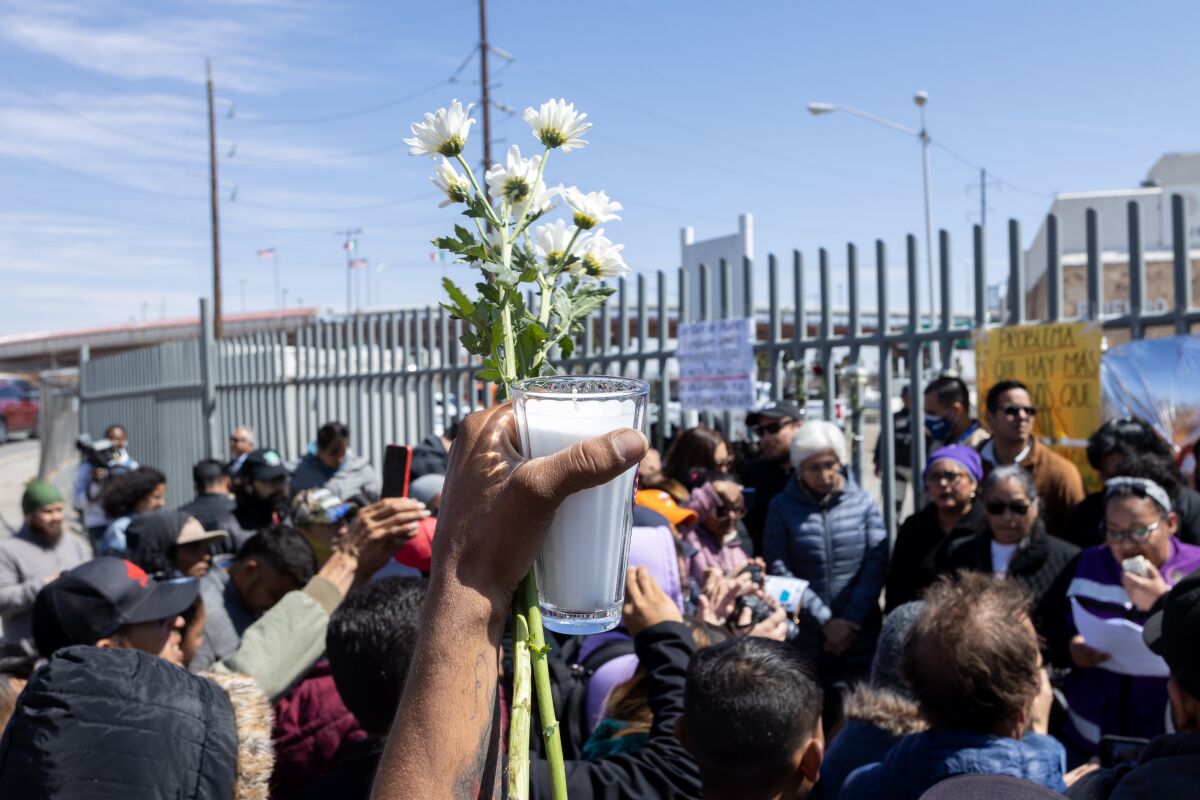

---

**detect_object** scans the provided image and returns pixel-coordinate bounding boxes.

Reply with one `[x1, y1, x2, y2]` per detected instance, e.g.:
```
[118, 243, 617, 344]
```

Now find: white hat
[789, 421, 846, 469]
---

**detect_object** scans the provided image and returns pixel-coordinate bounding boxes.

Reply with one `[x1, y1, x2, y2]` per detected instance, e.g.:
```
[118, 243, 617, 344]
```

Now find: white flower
[562, 187, 622, 230]
[535, 219, 586, 271]
[405, 100, 475, 158]
[486, 145, 546, 220]
[576, 229, 629, 279]
[523, 98, 591, 152]
[431, 158, 470, 207]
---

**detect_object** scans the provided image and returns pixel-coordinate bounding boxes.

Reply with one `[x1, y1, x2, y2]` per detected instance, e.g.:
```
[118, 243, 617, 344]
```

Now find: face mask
[925, 413, 952, 440]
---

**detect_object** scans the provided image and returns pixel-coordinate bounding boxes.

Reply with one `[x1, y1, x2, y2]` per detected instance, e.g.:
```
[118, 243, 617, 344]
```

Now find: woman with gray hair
[763, 420, 888, 689]
[941, 464, 1080, 666]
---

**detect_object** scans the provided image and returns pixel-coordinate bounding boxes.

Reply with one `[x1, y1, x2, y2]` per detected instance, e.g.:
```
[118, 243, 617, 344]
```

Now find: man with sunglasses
[980, 380, 1085, 540]
[1060, 461, 1200, 758]
[742, 400, 804, 552]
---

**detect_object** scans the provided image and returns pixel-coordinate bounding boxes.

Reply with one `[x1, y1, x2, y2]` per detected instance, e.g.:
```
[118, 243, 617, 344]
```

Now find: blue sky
[1, 0, 1197, 334]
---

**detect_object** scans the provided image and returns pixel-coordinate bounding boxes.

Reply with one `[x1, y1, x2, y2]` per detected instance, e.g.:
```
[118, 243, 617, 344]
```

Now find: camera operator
[72, 425, 137, 544]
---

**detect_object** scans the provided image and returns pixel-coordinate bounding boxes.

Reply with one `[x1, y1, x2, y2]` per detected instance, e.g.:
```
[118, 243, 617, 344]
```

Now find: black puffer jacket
[0, 645, 274, 800]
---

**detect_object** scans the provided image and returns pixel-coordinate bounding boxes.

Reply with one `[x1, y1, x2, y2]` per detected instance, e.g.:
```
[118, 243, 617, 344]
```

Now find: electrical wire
[234, 77, 452, 126]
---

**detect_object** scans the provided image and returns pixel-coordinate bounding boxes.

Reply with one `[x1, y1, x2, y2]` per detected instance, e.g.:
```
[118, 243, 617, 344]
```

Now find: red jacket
[271, 660, 366, 799]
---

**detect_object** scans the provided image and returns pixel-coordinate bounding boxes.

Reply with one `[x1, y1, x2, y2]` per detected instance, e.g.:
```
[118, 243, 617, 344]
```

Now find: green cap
[22, 479, 64, 516]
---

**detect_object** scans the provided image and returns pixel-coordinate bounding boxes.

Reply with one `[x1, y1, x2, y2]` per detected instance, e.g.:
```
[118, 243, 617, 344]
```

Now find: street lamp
[807, 92, 937, 331]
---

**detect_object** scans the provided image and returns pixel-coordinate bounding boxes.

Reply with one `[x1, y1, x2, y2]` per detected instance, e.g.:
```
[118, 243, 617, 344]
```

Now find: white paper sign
[1070, 597, 1169, 678]
[764, 575, 809, 614]
[677, 318, 755, 411]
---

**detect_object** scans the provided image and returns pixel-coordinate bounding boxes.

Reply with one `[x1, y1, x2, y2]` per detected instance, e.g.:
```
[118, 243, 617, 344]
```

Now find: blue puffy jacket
[763, 477, 887, 628]
[840, 729, 1067, 800]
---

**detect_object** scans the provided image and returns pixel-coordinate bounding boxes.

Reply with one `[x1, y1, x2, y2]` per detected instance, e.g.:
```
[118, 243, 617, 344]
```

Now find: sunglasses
[752, 420, 793, 436]
[985, 501, 1031, 516]
[715, 456, 735, 469]
[1002, 405, 1037, 418]
[714, 502, 745, 520]
[1104, 520, 1160, 543]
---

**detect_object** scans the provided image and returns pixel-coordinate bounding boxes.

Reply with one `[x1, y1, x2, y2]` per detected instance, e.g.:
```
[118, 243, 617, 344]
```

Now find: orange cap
[636, 489, 699, 528]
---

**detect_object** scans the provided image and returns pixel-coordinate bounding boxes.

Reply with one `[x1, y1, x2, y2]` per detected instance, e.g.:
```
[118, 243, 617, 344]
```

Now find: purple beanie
[924, 444, 983, 483]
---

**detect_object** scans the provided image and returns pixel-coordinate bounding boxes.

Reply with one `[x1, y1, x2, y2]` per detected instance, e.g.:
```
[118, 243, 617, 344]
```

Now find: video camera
[75, 434, 127, 473]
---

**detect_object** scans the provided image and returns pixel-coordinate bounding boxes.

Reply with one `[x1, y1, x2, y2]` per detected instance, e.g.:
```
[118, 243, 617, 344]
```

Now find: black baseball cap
[32, 557, 199, 657]
[746, 400, 804, 427]
[241, 448, 288, 482]
[1143, 571, 1200, 700]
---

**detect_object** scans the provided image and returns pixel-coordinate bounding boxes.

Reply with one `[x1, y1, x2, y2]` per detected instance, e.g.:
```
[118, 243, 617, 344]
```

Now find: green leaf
[442, 278, 475, 316]
[476, 281, 502, 305]
[558, 335, 575, 359]
[474, 367, 501, 382]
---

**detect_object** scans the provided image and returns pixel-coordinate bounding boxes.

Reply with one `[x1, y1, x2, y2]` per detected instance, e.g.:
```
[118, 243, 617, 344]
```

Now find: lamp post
[808, 92, 937, 331]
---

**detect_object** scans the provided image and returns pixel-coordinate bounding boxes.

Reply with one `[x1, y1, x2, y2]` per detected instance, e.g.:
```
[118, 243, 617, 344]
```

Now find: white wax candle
[523, 394, 639, 613]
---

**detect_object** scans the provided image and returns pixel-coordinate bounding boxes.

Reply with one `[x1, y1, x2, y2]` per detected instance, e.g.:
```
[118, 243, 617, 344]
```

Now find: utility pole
[336, 229, 362, 315]
[980, 167, 987, 230]
[206, 59, 223, 339]
[478, 0, 491, 176]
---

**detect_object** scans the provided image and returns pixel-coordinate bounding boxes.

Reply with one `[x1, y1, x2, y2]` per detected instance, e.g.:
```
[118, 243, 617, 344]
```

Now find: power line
[234, 77, 452, 126]
[0, 141, 204, 201]
[230, 190, 440, 213]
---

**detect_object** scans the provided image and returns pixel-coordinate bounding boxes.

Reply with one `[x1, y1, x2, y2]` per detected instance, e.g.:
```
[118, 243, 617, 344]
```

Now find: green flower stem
[506, 611, 532, 800]
[538, 277, 554, 328]
[454, 153, 499, 227]
[522, 573, 569, 799]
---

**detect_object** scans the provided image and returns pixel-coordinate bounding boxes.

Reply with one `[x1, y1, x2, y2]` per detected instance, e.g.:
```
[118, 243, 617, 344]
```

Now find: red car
[0, 378, 39, 444]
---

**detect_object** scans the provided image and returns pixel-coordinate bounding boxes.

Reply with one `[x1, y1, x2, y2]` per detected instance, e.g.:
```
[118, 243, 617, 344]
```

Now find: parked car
[0, 378, 39, 443]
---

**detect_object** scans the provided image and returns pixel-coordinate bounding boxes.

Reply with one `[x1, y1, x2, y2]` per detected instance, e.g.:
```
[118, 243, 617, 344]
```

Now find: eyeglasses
[1104, 520, 1160, 543]
[985, 501, 1031, 516]
[714, 502, 745, 520]
[715, 456, 735, 469]
[928, 471, 965, 486]
[1002, 405, 1037, 419]
[752, 420, 793, 437]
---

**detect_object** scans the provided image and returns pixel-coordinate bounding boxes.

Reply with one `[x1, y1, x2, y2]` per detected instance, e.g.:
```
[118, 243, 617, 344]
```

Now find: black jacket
[531, 621, 701, 800]
[411, 434, 449, 480]
[1066, 487, 1200, 550]
[294, 736, 385, 800]
[1067, 731, 1200, 799]
[179, 493, 250, 551]
[0, 646, 248, 799]
[740, 457, 792, 554]
[942, 521, 1080, 667]
[885, 501, 988, 612]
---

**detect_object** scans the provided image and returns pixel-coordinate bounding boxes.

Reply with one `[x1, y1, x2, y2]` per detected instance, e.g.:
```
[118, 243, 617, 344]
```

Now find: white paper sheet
[764, 575, 809, 614]
[1070, 597, 1169, 678]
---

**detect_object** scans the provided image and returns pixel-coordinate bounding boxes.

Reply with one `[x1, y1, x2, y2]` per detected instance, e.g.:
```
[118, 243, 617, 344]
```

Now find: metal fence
[72, 196, 1199, 540]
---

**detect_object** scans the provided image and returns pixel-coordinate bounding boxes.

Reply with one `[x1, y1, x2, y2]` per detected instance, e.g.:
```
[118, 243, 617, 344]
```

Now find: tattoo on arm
[453, 650, 504, 799]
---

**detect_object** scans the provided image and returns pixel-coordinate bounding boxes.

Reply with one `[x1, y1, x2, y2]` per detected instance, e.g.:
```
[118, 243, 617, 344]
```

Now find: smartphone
[1099, 735, 1149, 768]
[381, 444, 414, 499]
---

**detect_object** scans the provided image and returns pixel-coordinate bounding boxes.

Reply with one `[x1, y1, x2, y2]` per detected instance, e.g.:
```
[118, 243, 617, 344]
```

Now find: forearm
[373, 578, 506, 799]
[0, 578, 43, 616]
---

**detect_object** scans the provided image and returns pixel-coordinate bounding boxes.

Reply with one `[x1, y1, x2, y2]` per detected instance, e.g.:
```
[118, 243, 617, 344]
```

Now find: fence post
[1086, 209, 1103, 321]
[198, 298, 219, 459]
[847, 242, 863, 484]
[876, 240, 896, 544]
[1008, 220, 1025, 325]
[973, 224, 986, 328]
[1046, 215, 1061, 322]
[1128, 202, 1145, 339]
[1172, 194, 1190, 334]
[77, 344, 90, 438]
[906, 234, 926, 510]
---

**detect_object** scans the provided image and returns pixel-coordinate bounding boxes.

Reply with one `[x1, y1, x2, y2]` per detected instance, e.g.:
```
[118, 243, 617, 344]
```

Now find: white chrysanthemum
[405, 100, 475, 158]
[535, 219, 586, 271]
[485, 145, 546, 219]
[431, 158, 470, 207]
[562, 187, 622, 230]
[576, 229, 629, 279]
[523, 98, 591, 153]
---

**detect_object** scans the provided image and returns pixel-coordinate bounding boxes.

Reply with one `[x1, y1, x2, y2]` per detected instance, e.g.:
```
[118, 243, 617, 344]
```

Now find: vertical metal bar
[847, 242, 863, 483]
[973, 224, 987, 329]
[679, 267, 697, 433]
[439, 306, 451, 435]
[876, 240, 896, 544]
[1008, 219, 1025, 325]
[657, 270, 669, 451]
[907, 234, 926, 510]
[1046, 214, 1061, 322]
[819, 247, 833, 422]
[793, 250, 805, 380]
[768, 254, 782, 401]
[618, 277, 629, 376]
[701, 263, 714, 430]
[198, 298, 218, 459]
[1086, 208, 1103, 321]
[1172, 193, 1190, 334]
[720, 259, 733, 437]
[600, 283, 612, 374]
[637, 273, 648, 381]
[743, 255, 754, 319]
[938, 229, 952, 370]
[1128, 201, 1145, 340]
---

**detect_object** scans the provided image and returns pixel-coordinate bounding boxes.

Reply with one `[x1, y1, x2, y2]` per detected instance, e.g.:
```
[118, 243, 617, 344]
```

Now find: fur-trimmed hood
[842, 686, 927, 737]
[0, 645, 274, 800]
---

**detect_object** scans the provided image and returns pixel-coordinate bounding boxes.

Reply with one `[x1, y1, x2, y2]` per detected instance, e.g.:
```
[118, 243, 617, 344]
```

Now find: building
[1024, 153, 1200, 322]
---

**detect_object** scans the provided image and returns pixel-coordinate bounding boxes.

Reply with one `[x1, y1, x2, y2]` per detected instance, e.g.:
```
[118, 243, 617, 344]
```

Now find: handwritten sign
[678, 318, 755, 411]
[975, 321, 1104, 490]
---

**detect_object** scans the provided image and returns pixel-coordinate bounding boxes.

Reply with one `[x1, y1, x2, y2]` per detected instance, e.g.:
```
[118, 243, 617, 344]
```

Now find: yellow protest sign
[975, 321, 1104, 491]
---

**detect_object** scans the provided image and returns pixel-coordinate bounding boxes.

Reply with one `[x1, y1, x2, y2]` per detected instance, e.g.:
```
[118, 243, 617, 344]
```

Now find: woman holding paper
[1061, 458, 1200, 758]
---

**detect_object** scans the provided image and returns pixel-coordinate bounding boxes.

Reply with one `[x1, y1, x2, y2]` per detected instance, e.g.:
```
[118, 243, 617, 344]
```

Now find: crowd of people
[0, 376, 1197, 799]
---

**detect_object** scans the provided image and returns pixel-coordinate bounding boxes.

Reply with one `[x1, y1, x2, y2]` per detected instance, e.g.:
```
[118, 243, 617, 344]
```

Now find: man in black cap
[234, 448, 289, 533]
[1067, 571, 1200, 798]
[32, 556, 199, 663]
[741, 400, 803, 552]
